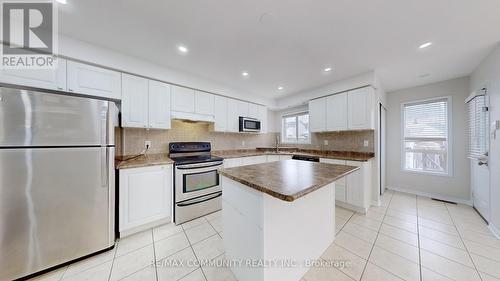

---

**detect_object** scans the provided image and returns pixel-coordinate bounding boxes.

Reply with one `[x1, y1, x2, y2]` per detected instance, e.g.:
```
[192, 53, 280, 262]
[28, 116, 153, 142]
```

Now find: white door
[0, 58, 67, 91]
[468, 91, 490, 221]
[195, 91, 215, 115]
[121, 74, 149, 128]
[171, 85, 195, 113]
[326, 92, 348, 131]
[380, 104, 387, 195]
[67, 61, 122, 99]
[214, 95, 228, 132]
[348, 87, 373, 129]
[148, 80, 171, 129]
[309, 97, 327, 132]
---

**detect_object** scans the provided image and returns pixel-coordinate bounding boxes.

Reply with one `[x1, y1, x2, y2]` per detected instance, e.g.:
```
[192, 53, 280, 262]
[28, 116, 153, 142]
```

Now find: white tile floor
[29, 190, 500, 281]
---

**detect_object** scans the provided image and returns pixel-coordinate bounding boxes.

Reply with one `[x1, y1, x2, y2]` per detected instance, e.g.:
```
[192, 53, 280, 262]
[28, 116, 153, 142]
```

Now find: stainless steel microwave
[239, 117, 261, 132]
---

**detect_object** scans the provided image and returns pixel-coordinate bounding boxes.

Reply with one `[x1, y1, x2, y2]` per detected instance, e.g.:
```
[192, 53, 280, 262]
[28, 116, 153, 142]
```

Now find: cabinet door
[248, 103, 260, 119]
[224, 158, 243, 168]
[241, 156, 267, 166]
[309, 98, 327, 132]
[121, 74, 149, 128]
[279, 155, 292, 161]
[226, 98, 240, 132]
[149, 80, 171, 129]
[345, 161, 364, 207]
[348, 87, 374, 130]
[119, 165, 172, 232]
[326, 92, 348, 131]
[0, 58, 67, 91]
[195, 91, 214, 115]
[266, 155, 280, 162]
[214, 95, 227, 132]
[335, 184, 347, 203]
[237, 100, 249, 117]
[257, 105, 268, 134]
[171, 85, 195, 113]
[67, 61, 122, 99]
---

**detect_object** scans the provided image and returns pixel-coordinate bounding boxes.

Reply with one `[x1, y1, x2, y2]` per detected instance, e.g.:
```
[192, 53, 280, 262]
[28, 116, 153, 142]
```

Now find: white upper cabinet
[258, 105, 268, 133]
[309, 97, 327, 132]
[326, 92, 348, 131]
[121, 74, 171, 129]
[148, 80, 171, 129]
[171, 85, 195, 113]
[227, 98, 240, 132]
[121, 74, 149, 128]
[67, 61, 122, 100]
[0, 58, 67, 91]
[248, 103, 260, 119]
[237, 100, 249, 117]
[194, 91, 215, 115]
[347, 87, 374, 130]
[213, 95, 228, 132]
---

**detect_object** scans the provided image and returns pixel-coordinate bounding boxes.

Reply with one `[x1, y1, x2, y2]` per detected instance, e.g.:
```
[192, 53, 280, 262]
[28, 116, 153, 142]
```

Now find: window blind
[467, 95, 488, 159]
[404, 98, 448, 140]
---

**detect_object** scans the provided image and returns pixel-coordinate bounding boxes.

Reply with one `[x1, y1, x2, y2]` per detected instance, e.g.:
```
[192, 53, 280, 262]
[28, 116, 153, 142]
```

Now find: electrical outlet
[363, 140, 369, 147]
[145, 140, 152, 149]
[323, 140, 329, 145]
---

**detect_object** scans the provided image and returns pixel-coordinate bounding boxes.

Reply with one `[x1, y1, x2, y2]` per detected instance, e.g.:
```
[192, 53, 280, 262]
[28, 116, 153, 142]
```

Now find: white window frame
[400, 96, 453, 177]
[281, 111, 311, 144]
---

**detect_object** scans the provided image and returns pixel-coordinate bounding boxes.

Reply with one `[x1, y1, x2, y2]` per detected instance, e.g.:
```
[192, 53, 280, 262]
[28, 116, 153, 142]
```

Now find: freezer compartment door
[0, 88, 116, 147]
[0, 147, 115, 280]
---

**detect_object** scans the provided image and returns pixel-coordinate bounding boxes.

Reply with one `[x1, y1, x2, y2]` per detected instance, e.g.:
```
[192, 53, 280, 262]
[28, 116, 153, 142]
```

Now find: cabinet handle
[68, 88, 74, 92]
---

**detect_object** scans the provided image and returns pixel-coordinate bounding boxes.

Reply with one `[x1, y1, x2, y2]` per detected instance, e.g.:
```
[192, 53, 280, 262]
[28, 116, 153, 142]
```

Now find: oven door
[175, 161, 223, 202]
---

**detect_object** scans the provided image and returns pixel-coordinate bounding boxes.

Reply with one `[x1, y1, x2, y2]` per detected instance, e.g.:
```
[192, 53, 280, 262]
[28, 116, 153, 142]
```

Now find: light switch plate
[145, 140, 152, 149]
[324, 140, 329, 145]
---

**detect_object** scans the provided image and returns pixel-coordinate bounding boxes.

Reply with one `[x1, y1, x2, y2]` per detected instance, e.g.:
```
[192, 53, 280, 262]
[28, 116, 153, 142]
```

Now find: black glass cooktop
[171, 155, 224, 165]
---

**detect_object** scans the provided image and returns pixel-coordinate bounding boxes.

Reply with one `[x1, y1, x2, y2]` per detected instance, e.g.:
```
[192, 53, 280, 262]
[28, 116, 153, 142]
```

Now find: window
[402, 97, 451, 175]
[282, 112, 310, 143]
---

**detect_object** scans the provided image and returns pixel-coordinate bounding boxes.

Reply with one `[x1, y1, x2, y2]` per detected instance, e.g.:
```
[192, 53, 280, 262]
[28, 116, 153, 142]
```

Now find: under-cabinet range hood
[171, 111, 215, 123]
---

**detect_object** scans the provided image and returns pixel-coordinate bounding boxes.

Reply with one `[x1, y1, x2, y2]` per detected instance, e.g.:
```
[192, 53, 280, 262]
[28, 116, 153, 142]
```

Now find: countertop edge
[219, 164, 360, 202]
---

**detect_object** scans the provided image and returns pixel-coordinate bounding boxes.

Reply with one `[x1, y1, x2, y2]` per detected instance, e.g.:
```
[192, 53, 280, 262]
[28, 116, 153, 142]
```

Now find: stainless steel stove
[169, 142, 223, 225]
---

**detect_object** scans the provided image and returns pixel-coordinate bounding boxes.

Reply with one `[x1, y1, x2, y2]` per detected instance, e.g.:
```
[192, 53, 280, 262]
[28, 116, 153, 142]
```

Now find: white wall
[58, 35, 274, 106]
[386, 77, 471, 203]
[470, 43, 500, 232]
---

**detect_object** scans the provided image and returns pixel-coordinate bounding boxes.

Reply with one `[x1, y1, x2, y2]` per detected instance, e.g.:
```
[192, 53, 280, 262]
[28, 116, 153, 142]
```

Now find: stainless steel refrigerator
[0, 87, 116, 280]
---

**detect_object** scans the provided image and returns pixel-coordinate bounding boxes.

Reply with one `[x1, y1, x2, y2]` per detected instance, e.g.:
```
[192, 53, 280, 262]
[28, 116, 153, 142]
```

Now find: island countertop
[218, 159, 359, 202]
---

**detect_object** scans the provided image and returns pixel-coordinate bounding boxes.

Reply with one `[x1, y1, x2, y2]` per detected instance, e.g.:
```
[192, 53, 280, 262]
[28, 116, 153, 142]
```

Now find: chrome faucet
[275, 135, 280, 153]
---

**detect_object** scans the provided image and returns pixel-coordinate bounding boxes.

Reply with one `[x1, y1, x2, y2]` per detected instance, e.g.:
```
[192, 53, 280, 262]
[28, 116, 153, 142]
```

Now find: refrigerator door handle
[101, 147, 108, 188]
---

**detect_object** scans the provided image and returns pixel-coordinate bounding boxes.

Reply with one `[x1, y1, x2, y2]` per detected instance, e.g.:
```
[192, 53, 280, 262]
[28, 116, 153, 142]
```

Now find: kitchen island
[218, 160, 359, 281]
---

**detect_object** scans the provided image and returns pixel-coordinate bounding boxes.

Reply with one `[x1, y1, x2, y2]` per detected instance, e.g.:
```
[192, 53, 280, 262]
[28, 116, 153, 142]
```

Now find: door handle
[478, 161, 488, 166]
[101, 147, 109, 187]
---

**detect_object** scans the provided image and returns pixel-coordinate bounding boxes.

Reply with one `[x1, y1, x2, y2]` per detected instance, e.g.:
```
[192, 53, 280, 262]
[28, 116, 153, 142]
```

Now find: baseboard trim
[386, 186, 473, 206]
[489, 223, 500, 239]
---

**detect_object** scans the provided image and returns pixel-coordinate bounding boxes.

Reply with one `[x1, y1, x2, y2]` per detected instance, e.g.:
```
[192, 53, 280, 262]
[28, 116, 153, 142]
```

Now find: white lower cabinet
[241, 155, 267, 166]
[119, 165, 172, 236]
[320, 158, 372, 213]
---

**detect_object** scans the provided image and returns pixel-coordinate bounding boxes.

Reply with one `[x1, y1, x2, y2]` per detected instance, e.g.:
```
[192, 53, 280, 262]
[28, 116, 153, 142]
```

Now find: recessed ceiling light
[278, 86, 284, 90]
[177, 45, 188, 53]
[419, 42, 432, 49]
[324, 67, 332, 72]
[242, 72, 249, 77]
[56, 0, 67, 4]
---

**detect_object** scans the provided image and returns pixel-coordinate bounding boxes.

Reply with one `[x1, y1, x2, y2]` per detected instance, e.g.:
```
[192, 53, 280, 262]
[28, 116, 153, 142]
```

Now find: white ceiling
[59, 0, 500, 98]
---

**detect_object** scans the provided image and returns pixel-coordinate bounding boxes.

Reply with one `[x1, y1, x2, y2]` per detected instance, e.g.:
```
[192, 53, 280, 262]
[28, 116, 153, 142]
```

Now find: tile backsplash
[281, 130, 375, 153]
[117, 120, 375, 156]
[117, 120, 276, 156]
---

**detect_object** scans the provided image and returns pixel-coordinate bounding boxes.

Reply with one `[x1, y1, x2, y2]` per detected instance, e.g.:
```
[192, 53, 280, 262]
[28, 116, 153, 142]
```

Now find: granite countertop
[219, 160, 359, 202]
[115, 153, 174, 169]
[212, 148, 374, 162]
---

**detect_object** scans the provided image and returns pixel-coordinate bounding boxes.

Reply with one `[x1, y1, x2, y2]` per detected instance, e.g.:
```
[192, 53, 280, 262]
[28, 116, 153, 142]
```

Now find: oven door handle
[177, 192, 222, 207]
[176, 162, 223, 170]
